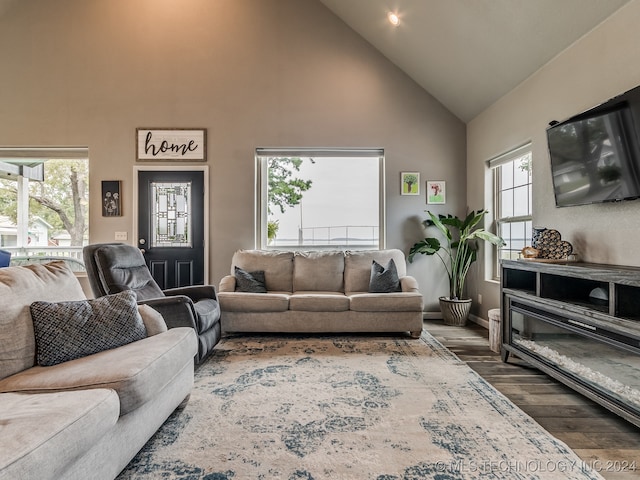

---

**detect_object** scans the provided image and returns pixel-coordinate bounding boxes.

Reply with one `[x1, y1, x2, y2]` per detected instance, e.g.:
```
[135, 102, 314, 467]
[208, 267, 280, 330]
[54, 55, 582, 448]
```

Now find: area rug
[118, 332, 603, 479]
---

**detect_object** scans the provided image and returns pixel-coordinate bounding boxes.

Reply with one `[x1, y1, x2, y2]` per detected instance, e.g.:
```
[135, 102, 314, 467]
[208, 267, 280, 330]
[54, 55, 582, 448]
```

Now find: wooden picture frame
[427, 180, 446, 204]
[401, 172, 420, 195]
[136, 128, 207, 161]
[102, 180, 122, 217]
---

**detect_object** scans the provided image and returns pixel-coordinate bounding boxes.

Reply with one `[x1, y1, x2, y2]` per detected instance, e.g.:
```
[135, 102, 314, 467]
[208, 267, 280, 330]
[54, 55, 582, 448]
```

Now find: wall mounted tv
[547, 84, 640, 207]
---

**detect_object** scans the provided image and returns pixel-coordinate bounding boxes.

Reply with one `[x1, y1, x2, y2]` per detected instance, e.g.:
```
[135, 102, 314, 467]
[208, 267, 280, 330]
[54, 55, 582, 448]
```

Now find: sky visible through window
[268, 156, 380, 247]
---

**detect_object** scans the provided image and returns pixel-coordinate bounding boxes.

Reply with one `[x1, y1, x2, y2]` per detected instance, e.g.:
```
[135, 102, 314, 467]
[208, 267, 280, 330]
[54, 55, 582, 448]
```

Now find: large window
[0, 147, 89, 268]
[489, 143, 532, 277]
[256, 148, 384, 250]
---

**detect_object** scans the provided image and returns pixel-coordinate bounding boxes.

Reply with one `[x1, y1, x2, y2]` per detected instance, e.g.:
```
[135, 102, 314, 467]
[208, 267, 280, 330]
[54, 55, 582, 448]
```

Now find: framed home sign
[136, 128, 207, 161]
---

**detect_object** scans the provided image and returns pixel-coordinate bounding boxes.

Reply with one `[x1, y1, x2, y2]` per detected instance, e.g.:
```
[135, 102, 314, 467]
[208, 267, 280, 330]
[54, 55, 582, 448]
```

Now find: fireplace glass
[510, 307, 640, 414]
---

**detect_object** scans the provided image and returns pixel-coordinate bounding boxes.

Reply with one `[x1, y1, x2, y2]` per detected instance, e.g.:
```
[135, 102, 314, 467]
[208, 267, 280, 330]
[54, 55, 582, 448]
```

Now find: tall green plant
[409, 210, 505, 300]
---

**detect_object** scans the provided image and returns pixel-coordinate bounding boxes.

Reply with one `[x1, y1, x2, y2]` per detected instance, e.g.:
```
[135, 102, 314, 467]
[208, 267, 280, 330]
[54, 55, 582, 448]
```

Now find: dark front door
[137, 170, 205, 289]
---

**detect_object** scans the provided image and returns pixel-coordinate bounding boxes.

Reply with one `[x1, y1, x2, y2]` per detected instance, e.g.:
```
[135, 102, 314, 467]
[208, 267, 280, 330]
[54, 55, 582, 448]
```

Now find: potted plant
[408, 209, 505, 326]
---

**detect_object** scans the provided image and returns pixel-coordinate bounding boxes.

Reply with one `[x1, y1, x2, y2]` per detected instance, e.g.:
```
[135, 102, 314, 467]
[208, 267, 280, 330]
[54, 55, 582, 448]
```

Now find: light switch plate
[114, 231, 128, 240]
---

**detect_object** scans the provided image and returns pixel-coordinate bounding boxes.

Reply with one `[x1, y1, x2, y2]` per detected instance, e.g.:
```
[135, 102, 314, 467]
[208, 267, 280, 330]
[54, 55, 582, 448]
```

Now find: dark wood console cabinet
[501, 259, 640, 427]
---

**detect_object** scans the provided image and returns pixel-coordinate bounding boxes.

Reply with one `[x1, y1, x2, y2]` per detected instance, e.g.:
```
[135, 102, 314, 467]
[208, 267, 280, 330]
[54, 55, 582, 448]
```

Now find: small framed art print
[401, 172, 420, 195]
[427, 181, 446, 204]
[102, 180, 122, 217]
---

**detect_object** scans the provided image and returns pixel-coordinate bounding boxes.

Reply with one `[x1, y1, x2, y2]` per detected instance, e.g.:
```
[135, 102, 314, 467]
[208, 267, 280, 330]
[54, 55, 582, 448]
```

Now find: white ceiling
[319, 0, 631, 122]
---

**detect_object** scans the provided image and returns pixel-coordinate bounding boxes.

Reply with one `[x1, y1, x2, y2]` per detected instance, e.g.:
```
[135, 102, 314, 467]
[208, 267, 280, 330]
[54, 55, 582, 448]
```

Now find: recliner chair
[83, 242, 221, 363]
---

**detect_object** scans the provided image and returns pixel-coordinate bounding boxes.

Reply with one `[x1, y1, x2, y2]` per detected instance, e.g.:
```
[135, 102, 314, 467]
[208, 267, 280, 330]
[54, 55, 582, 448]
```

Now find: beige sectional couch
[0, 262, 197, 480]
[218, 249, 423, 337]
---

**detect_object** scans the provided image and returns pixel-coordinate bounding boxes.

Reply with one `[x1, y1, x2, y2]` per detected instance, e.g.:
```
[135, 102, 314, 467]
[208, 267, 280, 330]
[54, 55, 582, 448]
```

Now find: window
[0, 147, 89, 268]
[489, 143, 532, 277]
[256, 148, 385, 250]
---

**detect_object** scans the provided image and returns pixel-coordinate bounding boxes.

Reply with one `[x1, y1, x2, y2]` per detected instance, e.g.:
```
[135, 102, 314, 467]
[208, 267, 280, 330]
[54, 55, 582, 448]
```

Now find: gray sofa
[0, 261, 197, 480]
[218, 249, 424, 337]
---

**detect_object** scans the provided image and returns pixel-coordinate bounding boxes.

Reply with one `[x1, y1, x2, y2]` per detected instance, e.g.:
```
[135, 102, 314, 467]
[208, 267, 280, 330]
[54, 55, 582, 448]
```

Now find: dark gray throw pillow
[30, 290, 147, 366]
[369, 259, 400, 293]
[235, 266, 267, 293]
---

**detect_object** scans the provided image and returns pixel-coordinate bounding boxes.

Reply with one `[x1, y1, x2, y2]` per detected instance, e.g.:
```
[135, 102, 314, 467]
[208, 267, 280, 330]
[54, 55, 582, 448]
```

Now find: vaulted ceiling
[1, 0, 631, 123]
[319, 0, 631, 122]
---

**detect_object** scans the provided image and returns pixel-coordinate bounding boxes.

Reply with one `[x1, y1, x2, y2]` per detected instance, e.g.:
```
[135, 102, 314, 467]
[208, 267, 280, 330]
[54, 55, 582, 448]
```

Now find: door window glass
[151, 182, 191, 247]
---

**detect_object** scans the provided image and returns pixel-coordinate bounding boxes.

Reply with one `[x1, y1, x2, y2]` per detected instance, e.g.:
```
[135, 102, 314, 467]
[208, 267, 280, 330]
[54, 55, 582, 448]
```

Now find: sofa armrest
[137, 304, 168, 336]
[219, 275, 236, 292]
[139, 296, 198, 330]
[400, 276, 420, 293]
[163, 284, 218, 302]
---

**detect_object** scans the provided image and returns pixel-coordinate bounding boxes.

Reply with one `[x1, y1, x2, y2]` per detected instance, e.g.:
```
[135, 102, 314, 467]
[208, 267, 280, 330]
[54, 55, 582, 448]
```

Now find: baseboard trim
[469, 313, 489, 329]
[423, 311, 489, 329]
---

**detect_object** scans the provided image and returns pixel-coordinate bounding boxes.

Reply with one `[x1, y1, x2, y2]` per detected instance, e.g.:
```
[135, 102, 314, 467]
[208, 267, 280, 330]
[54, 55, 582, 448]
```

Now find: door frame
[133, 165, 210, 284]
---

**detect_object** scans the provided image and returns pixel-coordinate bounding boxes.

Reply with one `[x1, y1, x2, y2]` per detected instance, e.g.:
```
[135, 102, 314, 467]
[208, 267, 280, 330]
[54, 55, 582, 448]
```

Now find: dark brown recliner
[83, 242, 221, 364]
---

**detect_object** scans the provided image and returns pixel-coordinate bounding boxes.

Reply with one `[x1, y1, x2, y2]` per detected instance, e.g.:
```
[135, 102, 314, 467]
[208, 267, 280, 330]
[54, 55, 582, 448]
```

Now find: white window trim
[255, 148, 386, 250]
[487, 142, 533, 279]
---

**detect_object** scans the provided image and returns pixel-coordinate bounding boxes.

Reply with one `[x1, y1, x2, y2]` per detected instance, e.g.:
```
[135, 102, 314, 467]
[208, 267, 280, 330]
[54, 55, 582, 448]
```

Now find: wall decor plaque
[136, 128, 206, 161]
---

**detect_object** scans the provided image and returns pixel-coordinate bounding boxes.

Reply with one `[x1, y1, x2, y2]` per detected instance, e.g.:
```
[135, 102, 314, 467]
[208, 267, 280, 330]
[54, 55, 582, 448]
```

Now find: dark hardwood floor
[423, 319, 640, 480]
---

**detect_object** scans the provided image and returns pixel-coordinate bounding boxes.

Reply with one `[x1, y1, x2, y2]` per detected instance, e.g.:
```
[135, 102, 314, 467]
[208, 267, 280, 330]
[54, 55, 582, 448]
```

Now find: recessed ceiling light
[387, 12, 400, 26]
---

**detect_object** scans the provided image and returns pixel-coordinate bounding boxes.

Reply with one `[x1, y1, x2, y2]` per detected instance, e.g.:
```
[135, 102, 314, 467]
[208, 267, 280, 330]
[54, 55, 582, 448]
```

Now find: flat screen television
[547, 85, 640, 207]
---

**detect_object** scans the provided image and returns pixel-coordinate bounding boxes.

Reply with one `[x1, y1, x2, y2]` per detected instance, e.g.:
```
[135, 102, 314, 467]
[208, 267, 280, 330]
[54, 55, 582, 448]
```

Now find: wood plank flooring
[424, 319, 640, 480]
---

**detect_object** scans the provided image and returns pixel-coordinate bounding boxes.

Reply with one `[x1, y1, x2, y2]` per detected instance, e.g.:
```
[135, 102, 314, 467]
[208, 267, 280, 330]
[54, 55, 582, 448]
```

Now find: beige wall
[467, 0, 640, 320]
[0, 0, 465, 308]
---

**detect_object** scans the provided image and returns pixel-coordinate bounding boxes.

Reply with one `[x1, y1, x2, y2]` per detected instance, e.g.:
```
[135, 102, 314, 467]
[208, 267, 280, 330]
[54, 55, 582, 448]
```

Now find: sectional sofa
[0, 261, 197, 480]
[218, 249, 424, 337]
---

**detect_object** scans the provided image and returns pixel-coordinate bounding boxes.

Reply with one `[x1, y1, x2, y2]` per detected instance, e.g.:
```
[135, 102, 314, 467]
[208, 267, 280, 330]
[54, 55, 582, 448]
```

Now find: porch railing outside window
[256, 148, 385, 250]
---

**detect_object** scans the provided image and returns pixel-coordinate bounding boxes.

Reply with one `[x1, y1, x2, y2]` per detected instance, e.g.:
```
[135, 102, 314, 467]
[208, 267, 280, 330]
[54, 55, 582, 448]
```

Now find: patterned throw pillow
[234, 266, 267, 293]
[369, 259, 400, 293]
[30, 290, 147, 366]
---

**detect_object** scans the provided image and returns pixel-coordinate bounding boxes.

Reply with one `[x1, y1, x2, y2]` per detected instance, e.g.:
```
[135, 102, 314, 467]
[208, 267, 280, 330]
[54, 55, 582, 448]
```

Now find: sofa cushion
[0, 262, 86, 381]
[369, 259, 400, 293]
[289, 293, 350, 312]
[218, 292, 289, 313]
[231, 250, 294, 292]
[344, 249, 407, 294]
[349, 292, 423, 312]
[234, 266, 267, 293]
[0, 327, 197, 415]
[0, 389, 119, 480]
[30, 290, 147, 366]
[293, 251, 345, 292]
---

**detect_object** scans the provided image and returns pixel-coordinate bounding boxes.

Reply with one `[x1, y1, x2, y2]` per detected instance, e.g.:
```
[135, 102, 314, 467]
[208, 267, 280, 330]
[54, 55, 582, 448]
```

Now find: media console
[501, 259, 640, 427]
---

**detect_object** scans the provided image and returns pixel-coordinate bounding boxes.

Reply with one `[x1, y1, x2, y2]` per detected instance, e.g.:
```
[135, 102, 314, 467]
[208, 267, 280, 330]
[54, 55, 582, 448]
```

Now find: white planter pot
[439, 296, 472, 326]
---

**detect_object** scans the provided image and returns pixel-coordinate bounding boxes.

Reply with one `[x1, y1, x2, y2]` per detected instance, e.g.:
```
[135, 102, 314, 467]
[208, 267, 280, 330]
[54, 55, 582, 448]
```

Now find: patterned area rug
[118, 332, 603, 479]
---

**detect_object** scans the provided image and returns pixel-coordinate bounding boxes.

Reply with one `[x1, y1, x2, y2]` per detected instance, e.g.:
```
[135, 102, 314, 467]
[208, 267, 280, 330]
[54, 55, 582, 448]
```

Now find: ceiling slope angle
[319, 0, 631, 122]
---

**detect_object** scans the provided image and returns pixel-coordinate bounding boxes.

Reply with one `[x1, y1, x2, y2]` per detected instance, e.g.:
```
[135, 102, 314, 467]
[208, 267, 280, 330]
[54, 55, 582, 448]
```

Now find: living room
[2, 0, 640, 478]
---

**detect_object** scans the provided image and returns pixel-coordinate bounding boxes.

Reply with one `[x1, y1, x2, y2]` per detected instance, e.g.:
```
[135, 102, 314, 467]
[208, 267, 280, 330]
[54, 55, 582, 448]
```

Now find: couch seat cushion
[0, 327, 197, 415]
[293, 251, 345, 292]
[349, 292, 423, 312]
[193, 298, 221, 334]
[0, 389, 119, 480]
[218, 292, 289, 312]
[289, 292, 350, 312]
